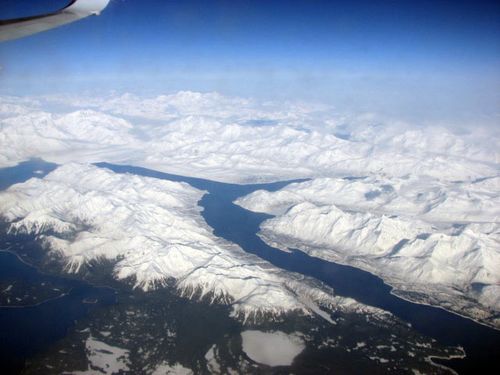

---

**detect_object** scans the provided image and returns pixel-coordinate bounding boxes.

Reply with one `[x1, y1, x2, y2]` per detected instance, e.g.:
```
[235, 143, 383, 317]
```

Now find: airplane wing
[0, 0, 110, 42]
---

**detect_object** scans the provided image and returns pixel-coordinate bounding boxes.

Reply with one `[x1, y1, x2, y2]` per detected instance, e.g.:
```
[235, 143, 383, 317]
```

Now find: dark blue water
[0, 251, 116, 374]
[1, 160, 499, 374]
[97, 162, 500, 374]
[0, 158, 58, 190]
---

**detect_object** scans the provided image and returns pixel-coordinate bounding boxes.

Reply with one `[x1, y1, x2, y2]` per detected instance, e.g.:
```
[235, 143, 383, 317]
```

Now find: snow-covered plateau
[0, 163, 381, 322]
[236, 175, 500, 328]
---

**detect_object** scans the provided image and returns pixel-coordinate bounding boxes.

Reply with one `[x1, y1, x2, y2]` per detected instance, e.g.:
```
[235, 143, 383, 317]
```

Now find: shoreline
[0, 290, 71, 309]
[257, 233, 500, 332]
[0, 247, 118, 297]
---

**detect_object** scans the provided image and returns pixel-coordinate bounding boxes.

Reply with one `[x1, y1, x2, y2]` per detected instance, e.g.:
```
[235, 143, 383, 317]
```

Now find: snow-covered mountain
[0, 91, 498, 326]
[0, 109, 135, 167]
[0, 96, 41, 119]
[0, 93, 498, 183]
[236, 175, 500, 222]
[0, 163, 379, 322]
[236, 175, 500, 327]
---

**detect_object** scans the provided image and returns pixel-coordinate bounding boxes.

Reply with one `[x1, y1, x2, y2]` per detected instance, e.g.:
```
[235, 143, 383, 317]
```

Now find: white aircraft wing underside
[0, 0, 110, 42]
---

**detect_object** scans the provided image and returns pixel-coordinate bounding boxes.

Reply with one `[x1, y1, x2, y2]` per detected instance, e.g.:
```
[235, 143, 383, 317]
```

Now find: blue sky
[0, 0, 499, 124]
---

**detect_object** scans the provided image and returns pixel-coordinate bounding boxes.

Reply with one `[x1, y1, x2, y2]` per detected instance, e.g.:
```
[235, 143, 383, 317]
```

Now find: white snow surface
[71, 335, 130, 375]
[0, 92, 498, 183]
[204, 344, 222, 374]
[240, 330, 305, 366]
[0, 163, 371, 320]
[151, 362, 193, 375]
[236, 175, 500, 325]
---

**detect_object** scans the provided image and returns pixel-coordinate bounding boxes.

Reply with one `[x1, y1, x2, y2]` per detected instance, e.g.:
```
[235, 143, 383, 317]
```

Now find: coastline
[257, 233, 500, 331]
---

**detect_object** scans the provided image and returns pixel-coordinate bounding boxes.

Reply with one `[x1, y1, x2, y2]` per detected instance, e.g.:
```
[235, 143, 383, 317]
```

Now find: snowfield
[0, 163, 379, 321]
[236, 175, 500, 327]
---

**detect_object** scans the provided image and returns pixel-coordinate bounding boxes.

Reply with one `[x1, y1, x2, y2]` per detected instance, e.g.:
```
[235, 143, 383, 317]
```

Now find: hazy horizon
[1, 0, 499, 126]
